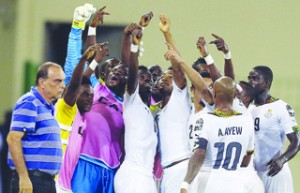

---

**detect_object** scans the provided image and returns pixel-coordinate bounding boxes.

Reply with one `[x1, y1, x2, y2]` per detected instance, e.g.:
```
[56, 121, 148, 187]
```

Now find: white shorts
[204, 170, 246, 193]
[240, 168, 264, 193]
[114, 161, 157, 193]
[190, 169, 211, 193]
[257, 164, 293, 193]
[160, 159, 188, 193]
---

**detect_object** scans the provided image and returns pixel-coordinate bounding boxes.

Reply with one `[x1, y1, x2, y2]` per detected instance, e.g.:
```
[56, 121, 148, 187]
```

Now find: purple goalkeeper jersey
[80, 82, 125, 168]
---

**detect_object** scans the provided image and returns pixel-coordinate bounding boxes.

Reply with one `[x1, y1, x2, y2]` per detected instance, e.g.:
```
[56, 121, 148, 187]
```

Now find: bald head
[213, 76, 236, 104]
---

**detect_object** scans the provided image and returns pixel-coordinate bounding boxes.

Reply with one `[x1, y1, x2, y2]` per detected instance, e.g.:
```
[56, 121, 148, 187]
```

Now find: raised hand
[159, 14, 171, 33]
[196, 37, 209, 57]
[139, 11, 154, 27]
[94, 42, 110, 62]
[124, 23, 138, 35]
[82, 44, 100, 60]
[164, 42, 181, 64]
[72, 4, 96, 29]
[90, 6, 110, 27]
[132, 28, 143, 45]
[209, 33, 229, 54]
[73, 4, 96, 22]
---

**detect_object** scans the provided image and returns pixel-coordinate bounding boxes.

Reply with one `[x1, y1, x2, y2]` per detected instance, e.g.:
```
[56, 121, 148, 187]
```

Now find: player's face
[151, 78, 161, 96]
[138, 69, 153, 95]
[105, 58, 121, 79]
[156, 70, 173, 94]
[197, 63, 210, 73]
[248, 70, 266, 93]
[41, 66, 65, 102]
[106, 64, 128, 89]
[149, 67, 163, 83]
[77, 84, 94, 114]
[204, 77, 213, 91]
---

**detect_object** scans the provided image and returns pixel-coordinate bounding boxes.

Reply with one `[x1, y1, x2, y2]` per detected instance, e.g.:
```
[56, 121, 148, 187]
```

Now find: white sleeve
[279, 101, 298, 134]
[123, 85, 139, 108]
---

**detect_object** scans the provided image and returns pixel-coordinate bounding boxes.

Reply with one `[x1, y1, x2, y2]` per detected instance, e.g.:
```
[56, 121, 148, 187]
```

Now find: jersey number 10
[213, 142, 242, 170]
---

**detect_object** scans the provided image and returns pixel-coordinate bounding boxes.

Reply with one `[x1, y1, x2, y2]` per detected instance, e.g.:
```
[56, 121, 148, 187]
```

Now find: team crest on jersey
[264, 109, 272, 118]
[195, 118, 204, 131]
[286, 105, 295, 117]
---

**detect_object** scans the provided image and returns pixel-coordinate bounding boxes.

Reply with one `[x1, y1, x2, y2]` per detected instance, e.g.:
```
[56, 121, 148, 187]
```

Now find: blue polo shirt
[7, 87, 62, 175]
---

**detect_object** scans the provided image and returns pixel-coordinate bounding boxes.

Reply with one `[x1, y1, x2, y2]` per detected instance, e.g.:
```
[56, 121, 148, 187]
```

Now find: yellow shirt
[55, 98, 77, 153]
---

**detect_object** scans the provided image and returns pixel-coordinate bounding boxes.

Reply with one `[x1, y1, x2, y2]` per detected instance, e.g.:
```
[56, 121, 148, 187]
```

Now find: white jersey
[197, 112, 255, 172]
[158, 81, 192, 167]
[188, 105, 212, 171]
[188, 106, 207, 151]
[196, 112, 254, 193]
[249, 99, 297, 172]
[122, 85, 158, 170]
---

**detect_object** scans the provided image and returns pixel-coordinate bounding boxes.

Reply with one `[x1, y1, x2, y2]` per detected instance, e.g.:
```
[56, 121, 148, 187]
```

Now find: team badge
[195, 118, 204, 131]
[286, 105, 295, 117]
[264, 109, 272, 118]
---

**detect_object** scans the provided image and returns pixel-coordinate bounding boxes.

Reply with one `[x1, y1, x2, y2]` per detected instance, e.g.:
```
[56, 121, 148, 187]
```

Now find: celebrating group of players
[6, 3, 299, 193]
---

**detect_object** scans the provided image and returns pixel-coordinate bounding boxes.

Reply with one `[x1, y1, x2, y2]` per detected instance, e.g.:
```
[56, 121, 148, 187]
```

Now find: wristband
[131, 44, 139, 53]
[180, 181, 190, 190]
[88, 26, 96, 36]
[224, 51, 231, 60]
[89, 60, 98, 71]
[72, 19, 85, 30]
[236, 84, 243, 93]
[204, 54, 214, 65]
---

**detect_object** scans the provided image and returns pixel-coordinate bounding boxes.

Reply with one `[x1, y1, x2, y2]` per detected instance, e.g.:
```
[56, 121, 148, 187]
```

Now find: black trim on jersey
[196, 138, 208, 150]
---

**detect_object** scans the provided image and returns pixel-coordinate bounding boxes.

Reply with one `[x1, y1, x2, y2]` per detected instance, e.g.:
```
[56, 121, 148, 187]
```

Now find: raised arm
[127, 28, 143, 94]
[83, 42, 110, 79]
[86, 6, 110, 49]
[160, 14, 186, 89]
[122, 12, 153, 65]
[165, 44, 214, 105]
[210, 33, 234, 80]
[121, 23, 138, 66]
[159, 14, 180, 55]
[63, 44, 100, 106]
[197, 37, 222, 82]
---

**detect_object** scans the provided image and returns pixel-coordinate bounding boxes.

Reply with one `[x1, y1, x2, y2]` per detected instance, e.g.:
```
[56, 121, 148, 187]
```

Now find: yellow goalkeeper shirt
[55, 98, 78, 154]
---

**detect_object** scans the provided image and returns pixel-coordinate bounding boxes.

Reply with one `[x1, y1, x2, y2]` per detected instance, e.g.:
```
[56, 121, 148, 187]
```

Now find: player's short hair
[81, 75, 92, 86]
[253, 65, 273, 87]
[148, 64, 162, 73]
[192, 57, 206, 69]
[138, 65, 149, 73]
[36, 62, 62, 85]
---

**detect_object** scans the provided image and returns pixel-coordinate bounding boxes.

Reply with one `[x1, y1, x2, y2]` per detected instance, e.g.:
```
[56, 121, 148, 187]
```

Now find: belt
[13, 170, 54, 180]
[163, 158, 189, 169]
